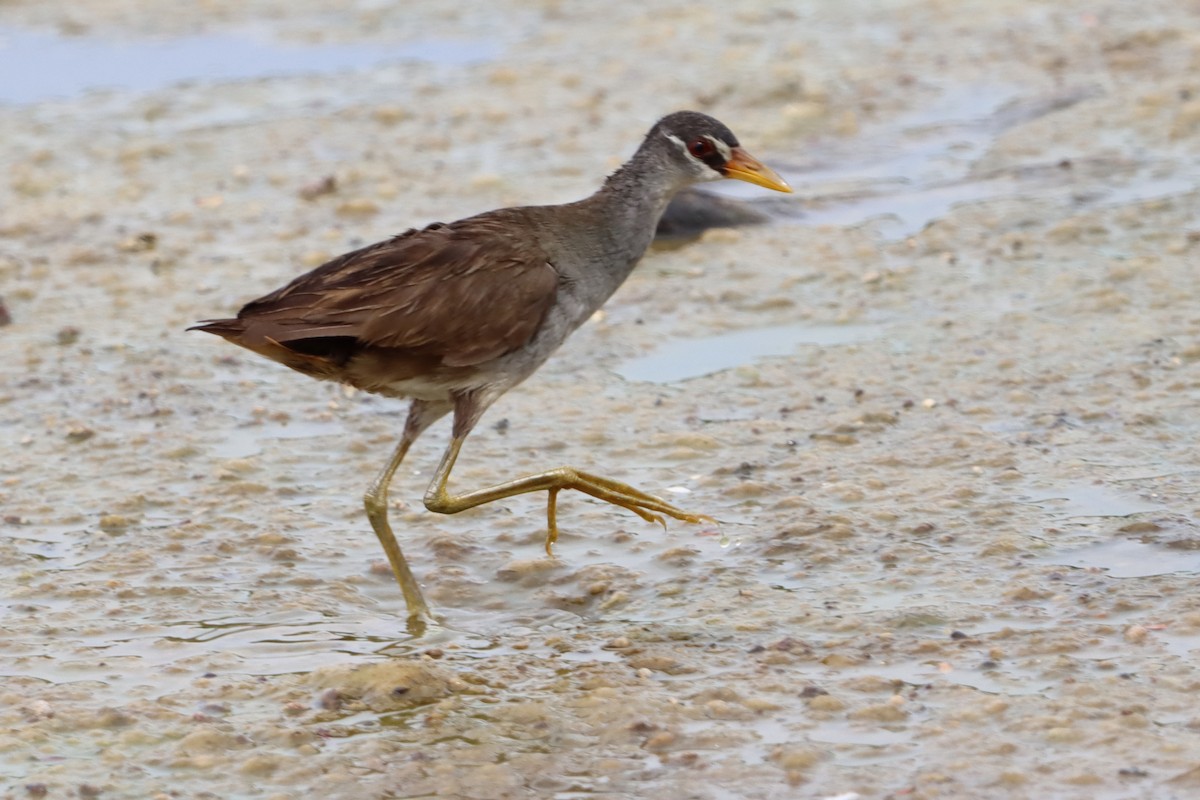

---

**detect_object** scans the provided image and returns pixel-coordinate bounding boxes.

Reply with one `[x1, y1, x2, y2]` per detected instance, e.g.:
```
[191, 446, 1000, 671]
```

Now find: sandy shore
[3, 1, 1200, 798]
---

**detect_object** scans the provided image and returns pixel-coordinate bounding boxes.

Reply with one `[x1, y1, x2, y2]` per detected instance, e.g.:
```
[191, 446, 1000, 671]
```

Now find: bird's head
[652, 111, 792, 193]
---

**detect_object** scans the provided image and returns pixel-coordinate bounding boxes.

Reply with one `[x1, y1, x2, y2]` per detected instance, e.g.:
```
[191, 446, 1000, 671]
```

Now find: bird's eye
[687, 138, 716, 158]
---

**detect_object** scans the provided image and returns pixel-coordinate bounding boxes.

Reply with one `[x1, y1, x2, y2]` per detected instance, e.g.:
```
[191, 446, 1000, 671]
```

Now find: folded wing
[194, 210, 560, 372]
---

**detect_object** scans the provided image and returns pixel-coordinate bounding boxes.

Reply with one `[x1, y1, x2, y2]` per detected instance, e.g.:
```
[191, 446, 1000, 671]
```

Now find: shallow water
[723, 86, 1200, 243]
[1045, 537, 1200, 579]
[617, 322, 886, 384]
[1023, 483, 1165, 519]
[0, 26, 500, 105]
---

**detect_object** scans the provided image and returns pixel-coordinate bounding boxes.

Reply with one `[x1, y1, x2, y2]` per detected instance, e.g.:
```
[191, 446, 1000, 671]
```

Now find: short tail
[188, 318, 245, 338]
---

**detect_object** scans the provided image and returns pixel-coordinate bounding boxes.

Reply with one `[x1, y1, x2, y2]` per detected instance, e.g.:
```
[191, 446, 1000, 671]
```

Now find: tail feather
[188, 318, 245, 338]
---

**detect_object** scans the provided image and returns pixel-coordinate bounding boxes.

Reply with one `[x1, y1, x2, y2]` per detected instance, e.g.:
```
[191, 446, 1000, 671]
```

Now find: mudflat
[2, 2, 1199, 797]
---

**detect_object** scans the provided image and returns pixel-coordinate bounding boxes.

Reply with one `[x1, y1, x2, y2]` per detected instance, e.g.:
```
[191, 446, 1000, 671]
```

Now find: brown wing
[197, 210, 559, 370]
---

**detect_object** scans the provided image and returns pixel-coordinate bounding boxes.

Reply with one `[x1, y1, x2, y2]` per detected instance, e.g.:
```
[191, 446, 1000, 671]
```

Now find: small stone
[298, 175, 337, 200]
[1124, 624, 1149, 643]
[94, 707, 133, 727]
[176, 728, 242, 754]
[985, 700, 1009, 716]
[770, 746, 820, 770]
[471, 173, 503, 189]
[1004, 585, 1051, 601]
[1046, 726, 1082, 743]
[849, 702, 908, 722]
[996, 771, 1026, 786]
[316, 689, 341, 710]
[336, 198, 379, 217]
[27, 700, 52, 718]
[820, 653, 860, 668]
[1121, 713, 1150, 729]
[488, 67, 519, 85]
[308, 659, 456, 712]
[1064, 772, 1102, 785]
[65, 426, 95, 443]
[240, 754, 281, 776]
[744, 696, 782, 713]
[627, 654, 692, 674]
[495, 558, 557, 583]
[117, 233, 157, 252]
[704, 699, 749, 720]
[372, 105, 409, 125]
[56, 326, 81, 346]
[807, 694, 845, 712]
[643, 731, 677, 750]
[98, 515, 132, 532]
[282, 702, 306, 716]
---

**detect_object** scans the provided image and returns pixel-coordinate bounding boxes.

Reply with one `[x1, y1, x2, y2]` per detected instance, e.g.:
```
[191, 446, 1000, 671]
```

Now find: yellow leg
[546, 488, 560, 556]
[423, 435, 716, 555]
[363, 400, 447, 632]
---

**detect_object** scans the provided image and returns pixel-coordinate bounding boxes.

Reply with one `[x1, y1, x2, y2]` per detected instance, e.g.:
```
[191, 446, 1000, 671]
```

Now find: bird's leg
[364, 399, 449, 630]
[422, 391, 715, 555]
[545, 488, 560, 556]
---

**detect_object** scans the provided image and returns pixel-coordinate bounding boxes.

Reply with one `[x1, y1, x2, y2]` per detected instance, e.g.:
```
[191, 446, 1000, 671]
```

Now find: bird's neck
[576, 146, 685, 275]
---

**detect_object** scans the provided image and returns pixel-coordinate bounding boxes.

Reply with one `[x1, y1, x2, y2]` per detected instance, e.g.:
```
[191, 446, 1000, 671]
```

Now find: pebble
[1124, 624, 1149, 643]
[336, 198, 379, 217]
[298, 175, 337, 200]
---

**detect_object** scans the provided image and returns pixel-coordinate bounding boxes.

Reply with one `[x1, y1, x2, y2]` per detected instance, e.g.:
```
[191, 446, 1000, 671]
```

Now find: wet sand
[3, 1, 1200, 798]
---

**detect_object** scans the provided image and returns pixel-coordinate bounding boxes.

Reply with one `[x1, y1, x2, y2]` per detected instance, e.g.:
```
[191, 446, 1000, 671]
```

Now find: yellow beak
[723, 147, 792, 193]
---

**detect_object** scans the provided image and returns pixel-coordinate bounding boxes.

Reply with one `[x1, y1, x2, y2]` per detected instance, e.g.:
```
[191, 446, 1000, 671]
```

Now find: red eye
[687, 138, 716, 158]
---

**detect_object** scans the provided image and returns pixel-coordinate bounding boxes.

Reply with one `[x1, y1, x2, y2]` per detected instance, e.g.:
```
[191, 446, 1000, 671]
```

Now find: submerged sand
[2, 1, 1200, 798]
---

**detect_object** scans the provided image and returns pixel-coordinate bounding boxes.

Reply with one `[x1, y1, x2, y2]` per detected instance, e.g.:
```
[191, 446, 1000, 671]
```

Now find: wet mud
[2, 1, 1200, 798]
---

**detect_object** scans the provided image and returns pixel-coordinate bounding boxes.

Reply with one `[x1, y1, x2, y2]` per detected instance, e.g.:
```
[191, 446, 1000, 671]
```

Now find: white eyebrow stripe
[667, 132, 733, 164]
[708, 136, 732, 161]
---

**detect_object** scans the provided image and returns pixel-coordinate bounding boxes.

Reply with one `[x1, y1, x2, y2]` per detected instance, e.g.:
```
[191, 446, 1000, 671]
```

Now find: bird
[191, 111, 792, 629]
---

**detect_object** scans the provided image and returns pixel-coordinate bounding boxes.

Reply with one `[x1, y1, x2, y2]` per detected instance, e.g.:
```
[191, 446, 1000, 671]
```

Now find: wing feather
[229, 210, 559, 368]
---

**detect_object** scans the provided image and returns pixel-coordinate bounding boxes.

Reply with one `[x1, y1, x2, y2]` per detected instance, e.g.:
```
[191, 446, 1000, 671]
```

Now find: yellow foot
[404, 609, 438, 638]
[541, 471, 717, 556]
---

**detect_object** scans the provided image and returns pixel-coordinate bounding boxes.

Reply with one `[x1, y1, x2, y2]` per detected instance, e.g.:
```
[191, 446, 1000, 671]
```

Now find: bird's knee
[424, 492, 453, 515]
[364, 492, 386, 517]
[542, 465, 574, 482]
